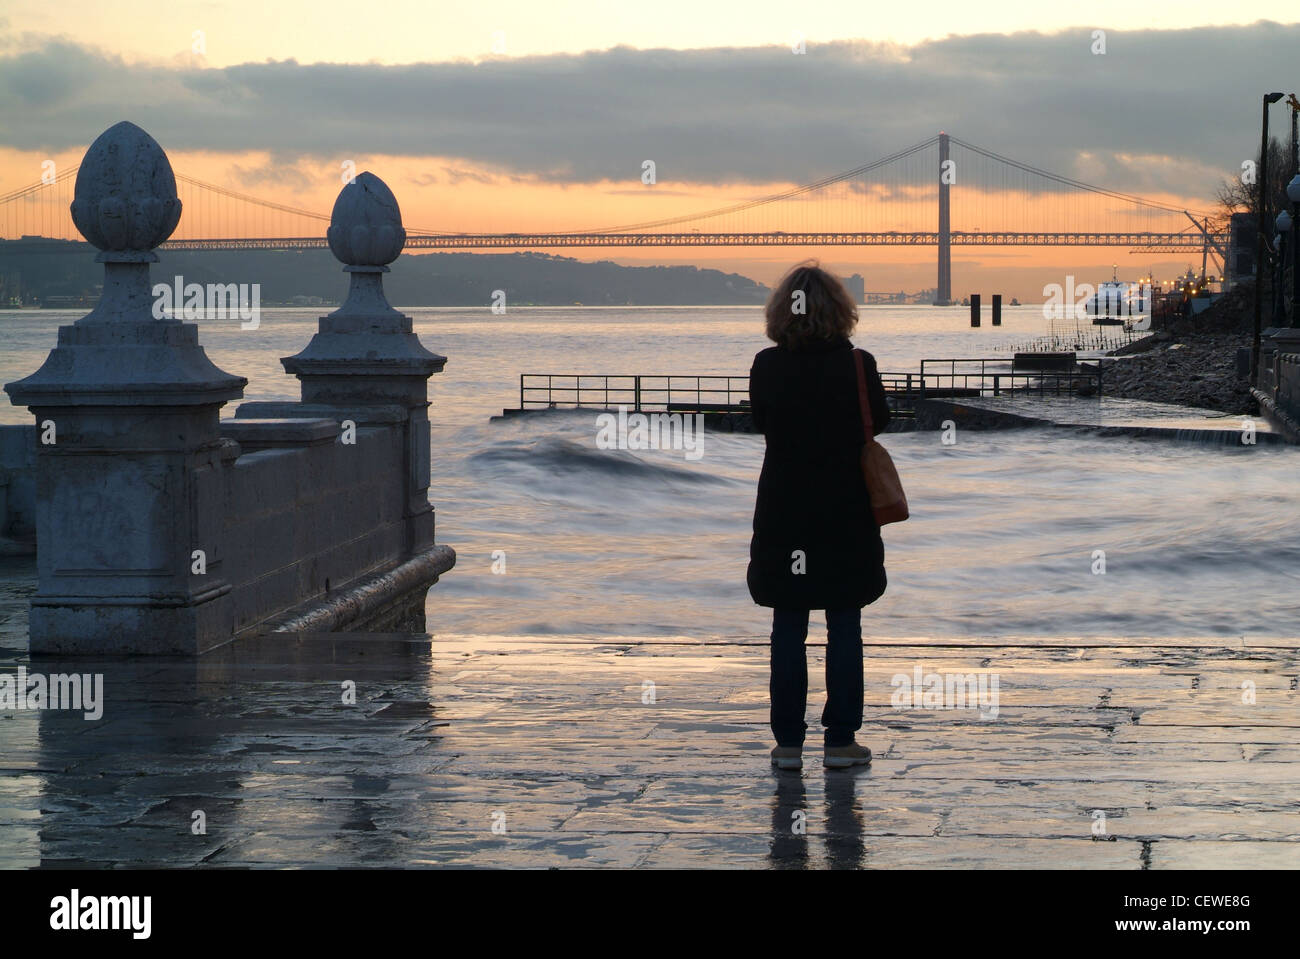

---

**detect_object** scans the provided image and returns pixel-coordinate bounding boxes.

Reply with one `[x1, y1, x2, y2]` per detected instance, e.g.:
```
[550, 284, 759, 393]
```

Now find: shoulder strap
[853, 348, 873, 441]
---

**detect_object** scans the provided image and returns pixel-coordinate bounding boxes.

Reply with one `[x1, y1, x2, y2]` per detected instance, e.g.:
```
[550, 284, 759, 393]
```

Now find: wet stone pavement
[1, 580, 1298, 868]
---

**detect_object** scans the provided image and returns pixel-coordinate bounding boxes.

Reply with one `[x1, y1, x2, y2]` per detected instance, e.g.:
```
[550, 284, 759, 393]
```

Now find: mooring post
[970, 293, 981, 327]
[992, 293, 1002, 326]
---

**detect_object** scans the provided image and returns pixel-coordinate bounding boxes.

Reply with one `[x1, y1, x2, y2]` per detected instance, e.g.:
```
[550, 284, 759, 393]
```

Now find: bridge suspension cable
[172, 173, 332, 224]
[572, 135, 940, 235]
[0, 134, 1225, 253]
[0, 162, 80, 205]
[947, 135, 1210, 219]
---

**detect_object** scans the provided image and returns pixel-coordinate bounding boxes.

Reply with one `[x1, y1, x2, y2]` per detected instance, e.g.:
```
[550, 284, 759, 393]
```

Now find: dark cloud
[0, 23, 1295, 198]
[439, 166, 501, 186]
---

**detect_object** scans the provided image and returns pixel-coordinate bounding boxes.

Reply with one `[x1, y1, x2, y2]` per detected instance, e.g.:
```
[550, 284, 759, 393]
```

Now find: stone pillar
[4, 122, 246, 654]
[1267, 327, 1300, 418]
[271, 173, 447, 555]
[936, 131, 952, 307]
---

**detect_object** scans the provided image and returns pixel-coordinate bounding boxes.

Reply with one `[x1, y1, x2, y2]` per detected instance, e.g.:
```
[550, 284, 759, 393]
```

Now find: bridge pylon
[936, 131, 952, 306]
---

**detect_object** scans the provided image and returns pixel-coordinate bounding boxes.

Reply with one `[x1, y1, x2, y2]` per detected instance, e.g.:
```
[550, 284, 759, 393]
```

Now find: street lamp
[1253, 92, 1286, 385]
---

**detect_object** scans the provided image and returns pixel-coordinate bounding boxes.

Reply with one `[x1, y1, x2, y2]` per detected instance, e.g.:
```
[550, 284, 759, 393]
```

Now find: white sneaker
[770, 746, 803, 770]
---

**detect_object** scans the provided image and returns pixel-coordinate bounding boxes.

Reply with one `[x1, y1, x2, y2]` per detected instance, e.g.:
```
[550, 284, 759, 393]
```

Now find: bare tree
[1215, 136, 1292, 231]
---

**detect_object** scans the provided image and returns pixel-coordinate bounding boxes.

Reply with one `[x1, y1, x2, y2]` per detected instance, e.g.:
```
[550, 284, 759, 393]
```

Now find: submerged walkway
[916, 394, 1283, 442]
[1, 581, 1297, 868]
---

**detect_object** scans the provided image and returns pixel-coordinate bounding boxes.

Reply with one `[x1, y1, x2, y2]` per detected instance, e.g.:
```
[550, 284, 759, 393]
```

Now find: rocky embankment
[1102, 287, 1256, 414]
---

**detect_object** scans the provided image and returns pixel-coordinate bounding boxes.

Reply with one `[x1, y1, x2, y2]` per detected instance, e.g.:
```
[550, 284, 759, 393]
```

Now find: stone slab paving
[1, 575, 1297, 868]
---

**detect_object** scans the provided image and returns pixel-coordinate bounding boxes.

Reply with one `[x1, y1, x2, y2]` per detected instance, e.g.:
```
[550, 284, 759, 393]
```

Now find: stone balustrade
[1253, 329, 1300, 442]
[3, 121, 455, 654]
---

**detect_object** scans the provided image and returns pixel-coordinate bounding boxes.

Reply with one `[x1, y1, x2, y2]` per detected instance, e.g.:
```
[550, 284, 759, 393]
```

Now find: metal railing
[519, 374, 750, 412]
[880, 373, 922, 395]
[518, 360, 1101, 413]
[917, 358, 1102, 397]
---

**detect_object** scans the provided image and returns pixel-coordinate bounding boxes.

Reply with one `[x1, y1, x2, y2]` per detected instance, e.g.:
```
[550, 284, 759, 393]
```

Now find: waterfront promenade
[2, 568, 1296, 869]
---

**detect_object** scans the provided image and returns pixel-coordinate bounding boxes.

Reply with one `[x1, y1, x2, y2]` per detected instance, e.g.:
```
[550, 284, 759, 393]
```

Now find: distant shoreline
[0, 302, 1053, 312]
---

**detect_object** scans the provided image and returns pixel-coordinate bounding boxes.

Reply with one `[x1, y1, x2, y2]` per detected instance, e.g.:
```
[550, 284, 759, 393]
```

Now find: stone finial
[322, 172, 411, 320]
[69, 121, 182, 261]
[280, 170, 445, 402]
[328, 172, 406, 267]
[4, 120, 244, 407]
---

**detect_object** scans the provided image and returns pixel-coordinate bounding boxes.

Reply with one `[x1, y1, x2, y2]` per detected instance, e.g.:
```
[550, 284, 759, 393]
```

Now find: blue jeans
[769, 607, 863, 748]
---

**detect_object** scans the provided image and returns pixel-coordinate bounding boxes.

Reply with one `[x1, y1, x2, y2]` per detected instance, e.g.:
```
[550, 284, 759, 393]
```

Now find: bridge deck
[0, 231, 1226, 253]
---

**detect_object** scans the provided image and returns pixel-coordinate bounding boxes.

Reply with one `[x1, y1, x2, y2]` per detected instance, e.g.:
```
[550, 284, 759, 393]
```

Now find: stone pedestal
[4, 122, 245, 654]
[272, 173, 446, 555]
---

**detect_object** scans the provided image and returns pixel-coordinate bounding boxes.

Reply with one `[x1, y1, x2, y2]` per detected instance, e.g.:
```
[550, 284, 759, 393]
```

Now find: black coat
[746, 337, 891, 610]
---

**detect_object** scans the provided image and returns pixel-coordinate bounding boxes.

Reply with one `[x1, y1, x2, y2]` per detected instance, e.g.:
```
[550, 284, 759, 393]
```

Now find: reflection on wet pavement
[2, 594, 1298, 868]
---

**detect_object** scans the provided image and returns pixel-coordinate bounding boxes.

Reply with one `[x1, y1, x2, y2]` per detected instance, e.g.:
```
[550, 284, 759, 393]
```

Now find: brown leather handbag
[853, 349, 909, 526]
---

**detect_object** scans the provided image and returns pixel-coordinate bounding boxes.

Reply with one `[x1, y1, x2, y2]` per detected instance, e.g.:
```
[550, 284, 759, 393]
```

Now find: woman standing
[747, 262, 891, 771]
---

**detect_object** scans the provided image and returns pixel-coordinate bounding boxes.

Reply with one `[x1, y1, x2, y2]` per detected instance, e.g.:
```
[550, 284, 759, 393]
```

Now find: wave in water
[468, 435, 732, 488]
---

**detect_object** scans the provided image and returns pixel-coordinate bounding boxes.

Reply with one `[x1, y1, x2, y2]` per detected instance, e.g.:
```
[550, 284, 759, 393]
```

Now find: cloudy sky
[2, 1, 1298, 293]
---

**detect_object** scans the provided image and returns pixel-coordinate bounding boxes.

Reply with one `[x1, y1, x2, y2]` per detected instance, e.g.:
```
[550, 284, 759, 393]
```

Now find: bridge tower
[936, 131, 952, 306]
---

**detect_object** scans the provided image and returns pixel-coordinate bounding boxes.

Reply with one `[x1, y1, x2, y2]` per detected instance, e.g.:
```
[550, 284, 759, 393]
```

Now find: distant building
[844, 273, 866, 303]
[1226, 212, 1257, 289]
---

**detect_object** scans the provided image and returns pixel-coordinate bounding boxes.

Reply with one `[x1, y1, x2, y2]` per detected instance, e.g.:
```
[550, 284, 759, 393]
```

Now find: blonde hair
[764, 261, 858, 350]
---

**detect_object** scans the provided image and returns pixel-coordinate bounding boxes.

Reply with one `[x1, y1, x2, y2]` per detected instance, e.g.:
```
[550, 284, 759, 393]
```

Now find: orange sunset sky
[2, 2, 1298, 299]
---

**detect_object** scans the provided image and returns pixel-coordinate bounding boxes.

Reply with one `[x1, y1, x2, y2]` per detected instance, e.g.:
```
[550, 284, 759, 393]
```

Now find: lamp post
[1288, 174, 1300, 326]
[1253, 92, 1285, 385]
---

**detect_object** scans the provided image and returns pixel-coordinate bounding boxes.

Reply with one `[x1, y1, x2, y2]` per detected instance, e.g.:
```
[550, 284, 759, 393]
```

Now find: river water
[2, 304, 1296, 640]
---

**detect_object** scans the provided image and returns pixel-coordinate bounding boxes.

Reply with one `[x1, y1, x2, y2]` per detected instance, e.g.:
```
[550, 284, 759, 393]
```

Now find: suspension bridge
[0, 132, 1227, 305]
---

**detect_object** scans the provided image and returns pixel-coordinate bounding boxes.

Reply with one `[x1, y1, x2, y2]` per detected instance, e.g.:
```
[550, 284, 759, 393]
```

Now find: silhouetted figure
[747, 262, 890, 771]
